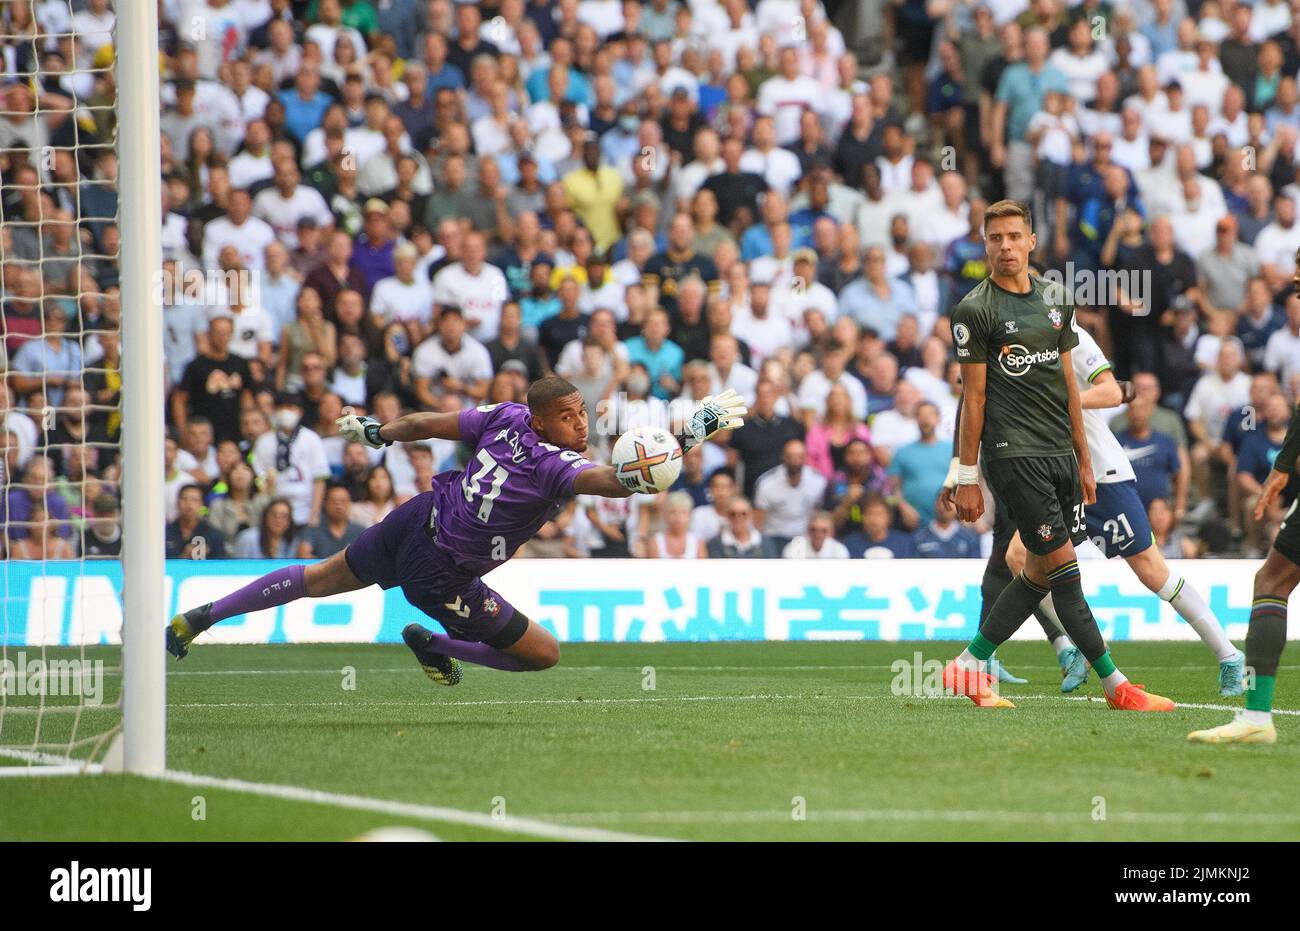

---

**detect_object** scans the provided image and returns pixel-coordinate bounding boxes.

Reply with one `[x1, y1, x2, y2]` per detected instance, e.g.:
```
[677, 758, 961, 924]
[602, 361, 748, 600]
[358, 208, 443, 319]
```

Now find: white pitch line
[170, 693, 805, 709]
[1007, 693, 1300, 717]
[148, 769, 673, 842]
[527, 808, 1300, 827]
[166, 691, 1300, 716]
[160, 662, 1300, 676]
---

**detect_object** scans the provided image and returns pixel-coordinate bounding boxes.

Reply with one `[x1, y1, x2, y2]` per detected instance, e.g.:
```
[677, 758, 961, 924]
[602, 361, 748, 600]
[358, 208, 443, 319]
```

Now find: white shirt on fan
[252, 185, 333, 249]
[251, 427, 330, 525]
[1072, 328, 1136, 485]
[431, 263, 509, 342]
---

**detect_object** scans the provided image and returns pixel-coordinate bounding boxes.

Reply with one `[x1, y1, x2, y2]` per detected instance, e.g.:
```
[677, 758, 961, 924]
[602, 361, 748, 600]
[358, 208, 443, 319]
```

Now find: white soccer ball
[611, 425, 683, 495]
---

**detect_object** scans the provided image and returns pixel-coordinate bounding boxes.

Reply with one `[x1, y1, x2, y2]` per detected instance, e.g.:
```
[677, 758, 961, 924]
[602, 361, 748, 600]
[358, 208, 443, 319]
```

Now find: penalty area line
[147, 769, 675, 842]
[527, 807, 1300, 826]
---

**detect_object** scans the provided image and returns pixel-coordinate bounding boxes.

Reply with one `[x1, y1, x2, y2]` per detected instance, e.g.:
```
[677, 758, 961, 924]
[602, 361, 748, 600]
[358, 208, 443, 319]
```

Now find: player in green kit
[942, 200, 1175, 712]
[1188, 251, 1300, 743]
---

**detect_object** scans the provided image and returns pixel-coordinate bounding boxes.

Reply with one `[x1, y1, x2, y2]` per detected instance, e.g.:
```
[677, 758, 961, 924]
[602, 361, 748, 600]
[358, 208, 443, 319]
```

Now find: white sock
[956, 649, 984, 672]
[1242, 709, 1274, 727]
[1156, 575, 1238, 662]
[1101, 669, 1128, 698]
[1051, 635, 1072, 656]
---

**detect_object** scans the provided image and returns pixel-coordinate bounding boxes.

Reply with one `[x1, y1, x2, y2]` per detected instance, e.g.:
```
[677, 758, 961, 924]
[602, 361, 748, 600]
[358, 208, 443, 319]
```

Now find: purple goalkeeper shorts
[344, 492, 521, 644]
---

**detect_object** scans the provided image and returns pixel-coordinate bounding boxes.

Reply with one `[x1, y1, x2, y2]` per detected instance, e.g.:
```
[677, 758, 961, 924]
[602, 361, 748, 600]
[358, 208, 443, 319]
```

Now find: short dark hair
[527, 376, 580, 415]
[984, 199, 1033, 230]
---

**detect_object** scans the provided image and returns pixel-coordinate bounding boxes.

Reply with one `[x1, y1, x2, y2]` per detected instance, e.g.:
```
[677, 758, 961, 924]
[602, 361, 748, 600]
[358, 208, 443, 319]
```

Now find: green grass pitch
[3, 641, 1299, 841]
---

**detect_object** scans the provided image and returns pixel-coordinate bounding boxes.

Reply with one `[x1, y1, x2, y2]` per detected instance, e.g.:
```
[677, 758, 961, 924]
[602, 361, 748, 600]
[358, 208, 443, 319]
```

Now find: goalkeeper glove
[337, 412, 390, 449]
[684, 389, 747, 450]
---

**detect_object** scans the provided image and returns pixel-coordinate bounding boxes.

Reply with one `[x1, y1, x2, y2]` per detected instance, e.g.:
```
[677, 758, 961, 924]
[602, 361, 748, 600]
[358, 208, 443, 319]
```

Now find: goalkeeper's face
[533, 391, 589, 453]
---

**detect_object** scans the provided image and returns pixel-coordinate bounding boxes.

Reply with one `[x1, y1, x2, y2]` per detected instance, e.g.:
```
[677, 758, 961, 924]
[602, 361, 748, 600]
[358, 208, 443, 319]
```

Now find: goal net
[1, 0, 162, 776]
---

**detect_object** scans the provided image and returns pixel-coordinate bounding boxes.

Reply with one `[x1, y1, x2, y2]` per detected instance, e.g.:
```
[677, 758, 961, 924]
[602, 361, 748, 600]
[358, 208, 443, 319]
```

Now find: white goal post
[116, 0, 166, 774]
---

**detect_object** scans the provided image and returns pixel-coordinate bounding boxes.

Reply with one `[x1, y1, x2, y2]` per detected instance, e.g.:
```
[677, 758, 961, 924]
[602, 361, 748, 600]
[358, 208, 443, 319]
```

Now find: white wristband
[957, 464, 981, 485]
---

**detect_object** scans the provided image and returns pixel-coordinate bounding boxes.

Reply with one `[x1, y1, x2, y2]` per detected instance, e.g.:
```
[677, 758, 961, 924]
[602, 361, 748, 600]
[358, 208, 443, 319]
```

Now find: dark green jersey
[950, 275, 1079, 461]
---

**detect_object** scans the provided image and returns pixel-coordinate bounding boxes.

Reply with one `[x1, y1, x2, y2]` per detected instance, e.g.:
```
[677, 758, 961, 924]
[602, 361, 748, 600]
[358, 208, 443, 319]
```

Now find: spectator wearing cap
[412, 306, 493, 409]
[348, 199, 399, 297]
[251, 393, 330, 528]
[661, 85, 707, 160]
[9, 299, 82, 407]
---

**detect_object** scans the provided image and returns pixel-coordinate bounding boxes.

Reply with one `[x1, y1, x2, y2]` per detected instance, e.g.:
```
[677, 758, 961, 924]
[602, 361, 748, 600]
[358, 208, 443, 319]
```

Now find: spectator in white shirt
[1184, 340, 1252, 505]
[707, 333, 759, 404]
[1254, 195, 1300, 292]
[754, 438, 828, 551]
[371, 242, 436, 344]
[798, 341, 868, 423]
[202, 188, 275, 272]
[251, 393, 330, 527]
[252, 159, 333, 249]
[1264, 295, 1300, 391]
[756, 47, 824, 147]
[782, 510, 850, 558]
[412, 306, 494, 409]
[431, 231, 509, 342]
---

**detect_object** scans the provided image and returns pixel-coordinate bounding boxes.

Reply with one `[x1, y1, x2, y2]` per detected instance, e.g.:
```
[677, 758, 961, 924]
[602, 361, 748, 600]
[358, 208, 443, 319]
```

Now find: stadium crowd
[3, 0, 1300, 561]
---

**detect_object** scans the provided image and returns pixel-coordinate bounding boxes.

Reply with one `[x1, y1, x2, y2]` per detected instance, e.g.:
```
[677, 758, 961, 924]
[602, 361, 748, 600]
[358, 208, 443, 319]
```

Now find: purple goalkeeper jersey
[430, 401, 596, 575]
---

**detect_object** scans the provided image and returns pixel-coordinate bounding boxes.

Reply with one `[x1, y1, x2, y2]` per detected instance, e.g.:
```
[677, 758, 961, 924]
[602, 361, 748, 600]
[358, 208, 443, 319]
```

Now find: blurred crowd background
[3, 0, 1300, 562]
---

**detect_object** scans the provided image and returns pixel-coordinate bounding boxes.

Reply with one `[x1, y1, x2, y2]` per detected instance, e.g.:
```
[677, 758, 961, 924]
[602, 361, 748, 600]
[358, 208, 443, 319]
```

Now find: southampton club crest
[483, 596, 501, 617]
[1048, 307, 1063, 329]
[1037, 523, 1054, 542]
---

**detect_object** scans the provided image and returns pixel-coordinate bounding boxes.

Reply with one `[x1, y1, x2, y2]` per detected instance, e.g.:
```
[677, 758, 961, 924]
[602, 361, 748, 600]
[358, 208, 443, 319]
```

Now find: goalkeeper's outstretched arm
[337, 409, 462, 447]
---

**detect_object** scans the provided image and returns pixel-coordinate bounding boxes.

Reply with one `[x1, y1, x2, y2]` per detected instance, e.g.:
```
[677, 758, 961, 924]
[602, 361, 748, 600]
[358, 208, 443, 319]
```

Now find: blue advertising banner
[0, 558, 1277, 647]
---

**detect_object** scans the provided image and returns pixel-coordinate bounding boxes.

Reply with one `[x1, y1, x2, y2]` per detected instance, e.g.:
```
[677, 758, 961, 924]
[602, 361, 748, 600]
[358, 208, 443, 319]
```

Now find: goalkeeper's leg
[167, 551, 365, 658]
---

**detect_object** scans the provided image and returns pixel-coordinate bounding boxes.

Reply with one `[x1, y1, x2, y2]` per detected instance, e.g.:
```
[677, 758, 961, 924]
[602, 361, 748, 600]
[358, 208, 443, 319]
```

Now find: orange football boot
[1105, 682, 1175, 712]
[942, 659, 1015, 708]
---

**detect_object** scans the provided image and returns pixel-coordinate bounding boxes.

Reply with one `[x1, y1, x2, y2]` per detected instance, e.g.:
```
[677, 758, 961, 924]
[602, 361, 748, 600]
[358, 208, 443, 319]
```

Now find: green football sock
[1246, 675, 1277, 714]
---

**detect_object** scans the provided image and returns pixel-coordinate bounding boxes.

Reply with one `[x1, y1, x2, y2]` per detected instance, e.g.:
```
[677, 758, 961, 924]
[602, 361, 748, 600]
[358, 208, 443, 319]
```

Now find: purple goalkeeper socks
[207, 564, 307, 628]
[424, 632, 533, 671]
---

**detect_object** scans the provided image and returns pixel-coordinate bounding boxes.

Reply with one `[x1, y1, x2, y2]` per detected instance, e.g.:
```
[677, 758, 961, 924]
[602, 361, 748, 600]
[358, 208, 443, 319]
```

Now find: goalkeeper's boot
[166, 603, 212, 660]
[1105, 681, 1175, 712]
[987, 656, 1028, 685]
[1187, 715, 1277, 745]
[1218, 651, 1246, 697]
[1058, 646, 1090, 693]
[942, 659, 1014, 708]
[403, 623, 463, 687]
